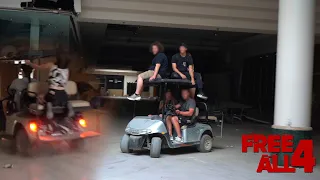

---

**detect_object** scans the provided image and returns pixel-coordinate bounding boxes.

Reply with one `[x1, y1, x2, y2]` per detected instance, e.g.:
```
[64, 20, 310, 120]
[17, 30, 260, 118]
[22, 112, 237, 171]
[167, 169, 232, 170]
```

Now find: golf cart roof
[144, 78, 192, 86]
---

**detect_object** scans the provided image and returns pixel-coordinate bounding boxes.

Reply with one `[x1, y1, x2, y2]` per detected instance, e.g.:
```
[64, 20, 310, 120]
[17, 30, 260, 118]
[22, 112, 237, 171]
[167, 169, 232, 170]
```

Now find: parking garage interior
[0, 1, 320, 179]
[79, 23, 279, 123]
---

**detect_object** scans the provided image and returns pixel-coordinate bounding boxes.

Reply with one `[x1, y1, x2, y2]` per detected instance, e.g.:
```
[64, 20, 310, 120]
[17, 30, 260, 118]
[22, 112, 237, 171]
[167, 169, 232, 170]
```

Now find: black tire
[15, 129, 34, 157]
[150, 137, 162, 158]
[197, 134, 213, 153]
[120, 134, 131, 153]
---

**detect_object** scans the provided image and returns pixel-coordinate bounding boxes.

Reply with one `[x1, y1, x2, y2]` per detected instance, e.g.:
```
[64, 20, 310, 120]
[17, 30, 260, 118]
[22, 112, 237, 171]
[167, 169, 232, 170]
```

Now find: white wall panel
[79, 0, 320, 34]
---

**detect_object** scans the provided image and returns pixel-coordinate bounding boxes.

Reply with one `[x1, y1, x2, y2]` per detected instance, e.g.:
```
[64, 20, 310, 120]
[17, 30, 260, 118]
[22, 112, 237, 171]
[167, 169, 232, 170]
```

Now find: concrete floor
[1, 110, 319, 180]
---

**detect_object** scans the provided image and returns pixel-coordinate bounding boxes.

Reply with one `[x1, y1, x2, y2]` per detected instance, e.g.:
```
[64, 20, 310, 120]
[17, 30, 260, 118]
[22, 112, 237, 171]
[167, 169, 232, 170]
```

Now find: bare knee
[171, 116, 178, 123]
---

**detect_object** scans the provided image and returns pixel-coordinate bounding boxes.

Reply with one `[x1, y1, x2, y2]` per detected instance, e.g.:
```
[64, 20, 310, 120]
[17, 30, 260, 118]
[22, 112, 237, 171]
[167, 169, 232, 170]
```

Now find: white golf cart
[0, 59, 100, 156]
[120, 79, 214, 158]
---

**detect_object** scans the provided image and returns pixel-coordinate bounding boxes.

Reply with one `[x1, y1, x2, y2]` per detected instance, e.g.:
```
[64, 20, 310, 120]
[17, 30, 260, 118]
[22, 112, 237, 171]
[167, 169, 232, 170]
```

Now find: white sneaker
[127, 94, 141, 101]
[197, 93, 208, 100]
[169, 136, 174, 141]
[174, 137, 183, 143]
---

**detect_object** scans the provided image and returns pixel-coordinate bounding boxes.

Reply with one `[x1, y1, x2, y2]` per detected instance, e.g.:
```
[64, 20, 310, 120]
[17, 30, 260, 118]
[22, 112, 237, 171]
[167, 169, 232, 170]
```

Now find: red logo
[242, 134, 316, 173]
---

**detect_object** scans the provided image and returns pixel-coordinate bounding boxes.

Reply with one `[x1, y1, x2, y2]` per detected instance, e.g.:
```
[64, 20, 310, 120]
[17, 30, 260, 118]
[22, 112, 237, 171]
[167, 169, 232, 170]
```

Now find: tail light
[79, 119, 87, 128]
[29, 122, 38, 132]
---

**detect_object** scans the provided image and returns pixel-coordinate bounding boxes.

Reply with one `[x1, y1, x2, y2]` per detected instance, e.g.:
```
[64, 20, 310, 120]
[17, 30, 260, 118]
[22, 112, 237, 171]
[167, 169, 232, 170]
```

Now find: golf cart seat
[180, 107, 199, 129]
[27, 81, 90, 114]
[65, 81, 91, 109]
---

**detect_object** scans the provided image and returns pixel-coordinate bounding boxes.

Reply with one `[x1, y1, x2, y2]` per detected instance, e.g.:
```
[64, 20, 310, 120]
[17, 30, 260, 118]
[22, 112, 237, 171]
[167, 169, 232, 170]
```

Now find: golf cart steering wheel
[165, 104, 177, 116]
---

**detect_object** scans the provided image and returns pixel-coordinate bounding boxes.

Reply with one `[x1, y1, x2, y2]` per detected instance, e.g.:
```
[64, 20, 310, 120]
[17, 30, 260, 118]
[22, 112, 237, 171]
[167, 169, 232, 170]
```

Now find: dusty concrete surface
[1, 110, 319, 180]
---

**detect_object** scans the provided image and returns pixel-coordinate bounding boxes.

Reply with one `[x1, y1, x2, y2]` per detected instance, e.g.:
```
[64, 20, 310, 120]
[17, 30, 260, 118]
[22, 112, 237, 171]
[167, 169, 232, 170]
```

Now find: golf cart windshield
[0, 8, 80, 59]
[0, 8, 80, 97]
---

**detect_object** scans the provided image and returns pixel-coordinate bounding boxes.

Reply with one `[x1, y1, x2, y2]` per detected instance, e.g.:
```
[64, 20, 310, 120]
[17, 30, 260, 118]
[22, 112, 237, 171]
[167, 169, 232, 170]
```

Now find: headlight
[125, 127, 152, 135]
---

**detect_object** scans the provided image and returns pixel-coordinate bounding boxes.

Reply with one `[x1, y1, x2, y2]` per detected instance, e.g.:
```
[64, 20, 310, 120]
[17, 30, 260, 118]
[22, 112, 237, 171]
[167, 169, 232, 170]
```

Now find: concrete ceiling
[80, 22, 260, 51]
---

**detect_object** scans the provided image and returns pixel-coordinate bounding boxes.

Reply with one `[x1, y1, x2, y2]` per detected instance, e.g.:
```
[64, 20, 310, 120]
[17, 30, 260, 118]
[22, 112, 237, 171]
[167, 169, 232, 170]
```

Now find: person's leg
[171, 72, 182, 79]
[184, 72, 196, 99]
[128, 71, 153, 100]
[171, 116, 183, 142]
[44, 90, 55, 119]
[135, 74, 144, 95]
[57, 90, 74, 118]
[165, 115, 173, 140]
[0, 100, 8, 132]
[194, 72, 207, 99]
[194, 72, 203, 90]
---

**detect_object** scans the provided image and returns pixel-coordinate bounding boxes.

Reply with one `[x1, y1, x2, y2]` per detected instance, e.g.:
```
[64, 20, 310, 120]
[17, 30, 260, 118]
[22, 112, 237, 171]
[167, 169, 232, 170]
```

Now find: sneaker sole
[197, 95, 208, 100]
[127, 97, 141, 101]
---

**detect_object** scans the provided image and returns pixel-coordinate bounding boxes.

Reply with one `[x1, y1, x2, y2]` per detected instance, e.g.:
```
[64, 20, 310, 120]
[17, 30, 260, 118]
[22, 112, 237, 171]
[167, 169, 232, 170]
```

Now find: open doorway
[80, 23, 262, 101]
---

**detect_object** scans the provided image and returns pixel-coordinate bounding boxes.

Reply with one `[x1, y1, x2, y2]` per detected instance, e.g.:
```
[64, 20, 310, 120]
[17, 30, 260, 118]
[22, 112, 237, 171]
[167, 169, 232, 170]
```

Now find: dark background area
[97, 44, 225, 74]
[80, 23, 320, 129]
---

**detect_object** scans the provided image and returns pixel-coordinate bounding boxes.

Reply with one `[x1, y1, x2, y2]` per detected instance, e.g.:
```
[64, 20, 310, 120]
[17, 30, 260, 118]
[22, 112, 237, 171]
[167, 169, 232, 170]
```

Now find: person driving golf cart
[148, 90, 177, 118]
[25, 46, 74, 119]
[166, 89, 196, 143]
[9, 65, 36, 110]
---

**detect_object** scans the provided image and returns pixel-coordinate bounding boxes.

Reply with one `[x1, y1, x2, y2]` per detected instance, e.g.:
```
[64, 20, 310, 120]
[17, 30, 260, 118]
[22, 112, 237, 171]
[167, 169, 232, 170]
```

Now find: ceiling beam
[103, 41, 219, 51]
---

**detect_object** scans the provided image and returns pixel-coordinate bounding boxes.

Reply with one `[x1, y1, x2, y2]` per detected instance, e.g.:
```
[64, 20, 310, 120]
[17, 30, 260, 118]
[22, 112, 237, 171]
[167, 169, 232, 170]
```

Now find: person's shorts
[139, 70, 161, 79]
[45, 89, 68, 107]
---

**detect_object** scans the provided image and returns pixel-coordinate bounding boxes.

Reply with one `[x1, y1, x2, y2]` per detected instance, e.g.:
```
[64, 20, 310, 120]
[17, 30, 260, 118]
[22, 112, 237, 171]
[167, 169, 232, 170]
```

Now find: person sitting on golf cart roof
[25, 46, 74, 119]
[127, 41, 168, 101]
[166, 89, 196, 143]
[171, 43, 208, 100]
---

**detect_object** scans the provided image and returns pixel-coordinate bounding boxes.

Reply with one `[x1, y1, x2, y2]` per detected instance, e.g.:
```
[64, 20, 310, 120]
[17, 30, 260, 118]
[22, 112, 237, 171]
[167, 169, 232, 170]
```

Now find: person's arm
[178, 108, 195, 117]
[150, 55, 163, 80]
[159, 101, 164, 111]
[9, 80, 17, 92]
[188, 55, 195, 84]
[175, 103, 181, 109]
[171, 55, 186, 78]
[26, 60, 54, 70]
[152, 64, 161, 77]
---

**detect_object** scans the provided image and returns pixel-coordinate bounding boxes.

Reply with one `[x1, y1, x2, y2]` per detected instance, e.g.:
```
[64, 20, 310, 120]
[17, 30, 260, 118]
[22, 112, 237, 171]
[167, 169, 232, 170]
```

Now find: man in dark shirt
[166, 89, 196, 143]
[128, 41, 168, 101]
[171, 43, 207, 100]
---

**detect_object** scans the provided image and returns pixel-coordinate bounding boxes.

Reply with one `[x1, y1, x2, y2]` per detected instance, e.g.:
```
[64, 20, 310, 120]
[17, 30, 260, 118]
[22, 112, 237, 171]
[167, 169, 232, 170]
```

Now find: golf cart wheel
[120, 134, 132, 153]
[197, 134, 213, 153]
[15, 129, 35, 156]
[150, 137, 162, 158]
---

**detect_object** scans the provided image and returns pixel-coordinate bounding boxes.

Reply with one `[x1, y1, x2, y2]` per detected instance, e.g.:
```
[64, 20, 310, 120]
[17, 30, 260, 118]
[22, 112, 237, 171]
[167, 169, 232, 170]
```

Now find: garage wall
[231, 35, 277, 67]
[79, 0, 320, 34]
[0, 0, 22, 9]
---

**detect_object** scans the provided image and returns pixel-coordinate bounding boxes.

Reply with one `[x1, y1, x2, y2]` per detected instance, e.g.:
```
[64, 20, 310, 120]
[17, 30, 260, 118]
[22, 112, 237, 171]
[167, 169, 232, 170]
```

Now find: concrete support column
[272, 0, 316, 165]
[30, 18, 40, 51]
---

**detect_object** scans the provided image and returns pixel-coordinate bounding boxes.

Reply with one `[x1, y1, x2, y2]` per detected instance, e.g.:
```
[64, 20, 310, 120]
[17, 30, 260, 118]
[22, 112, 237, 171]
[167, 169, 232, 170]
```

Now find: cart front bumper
[128, 135, 146, 150]
[37, 131, 100, 142]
